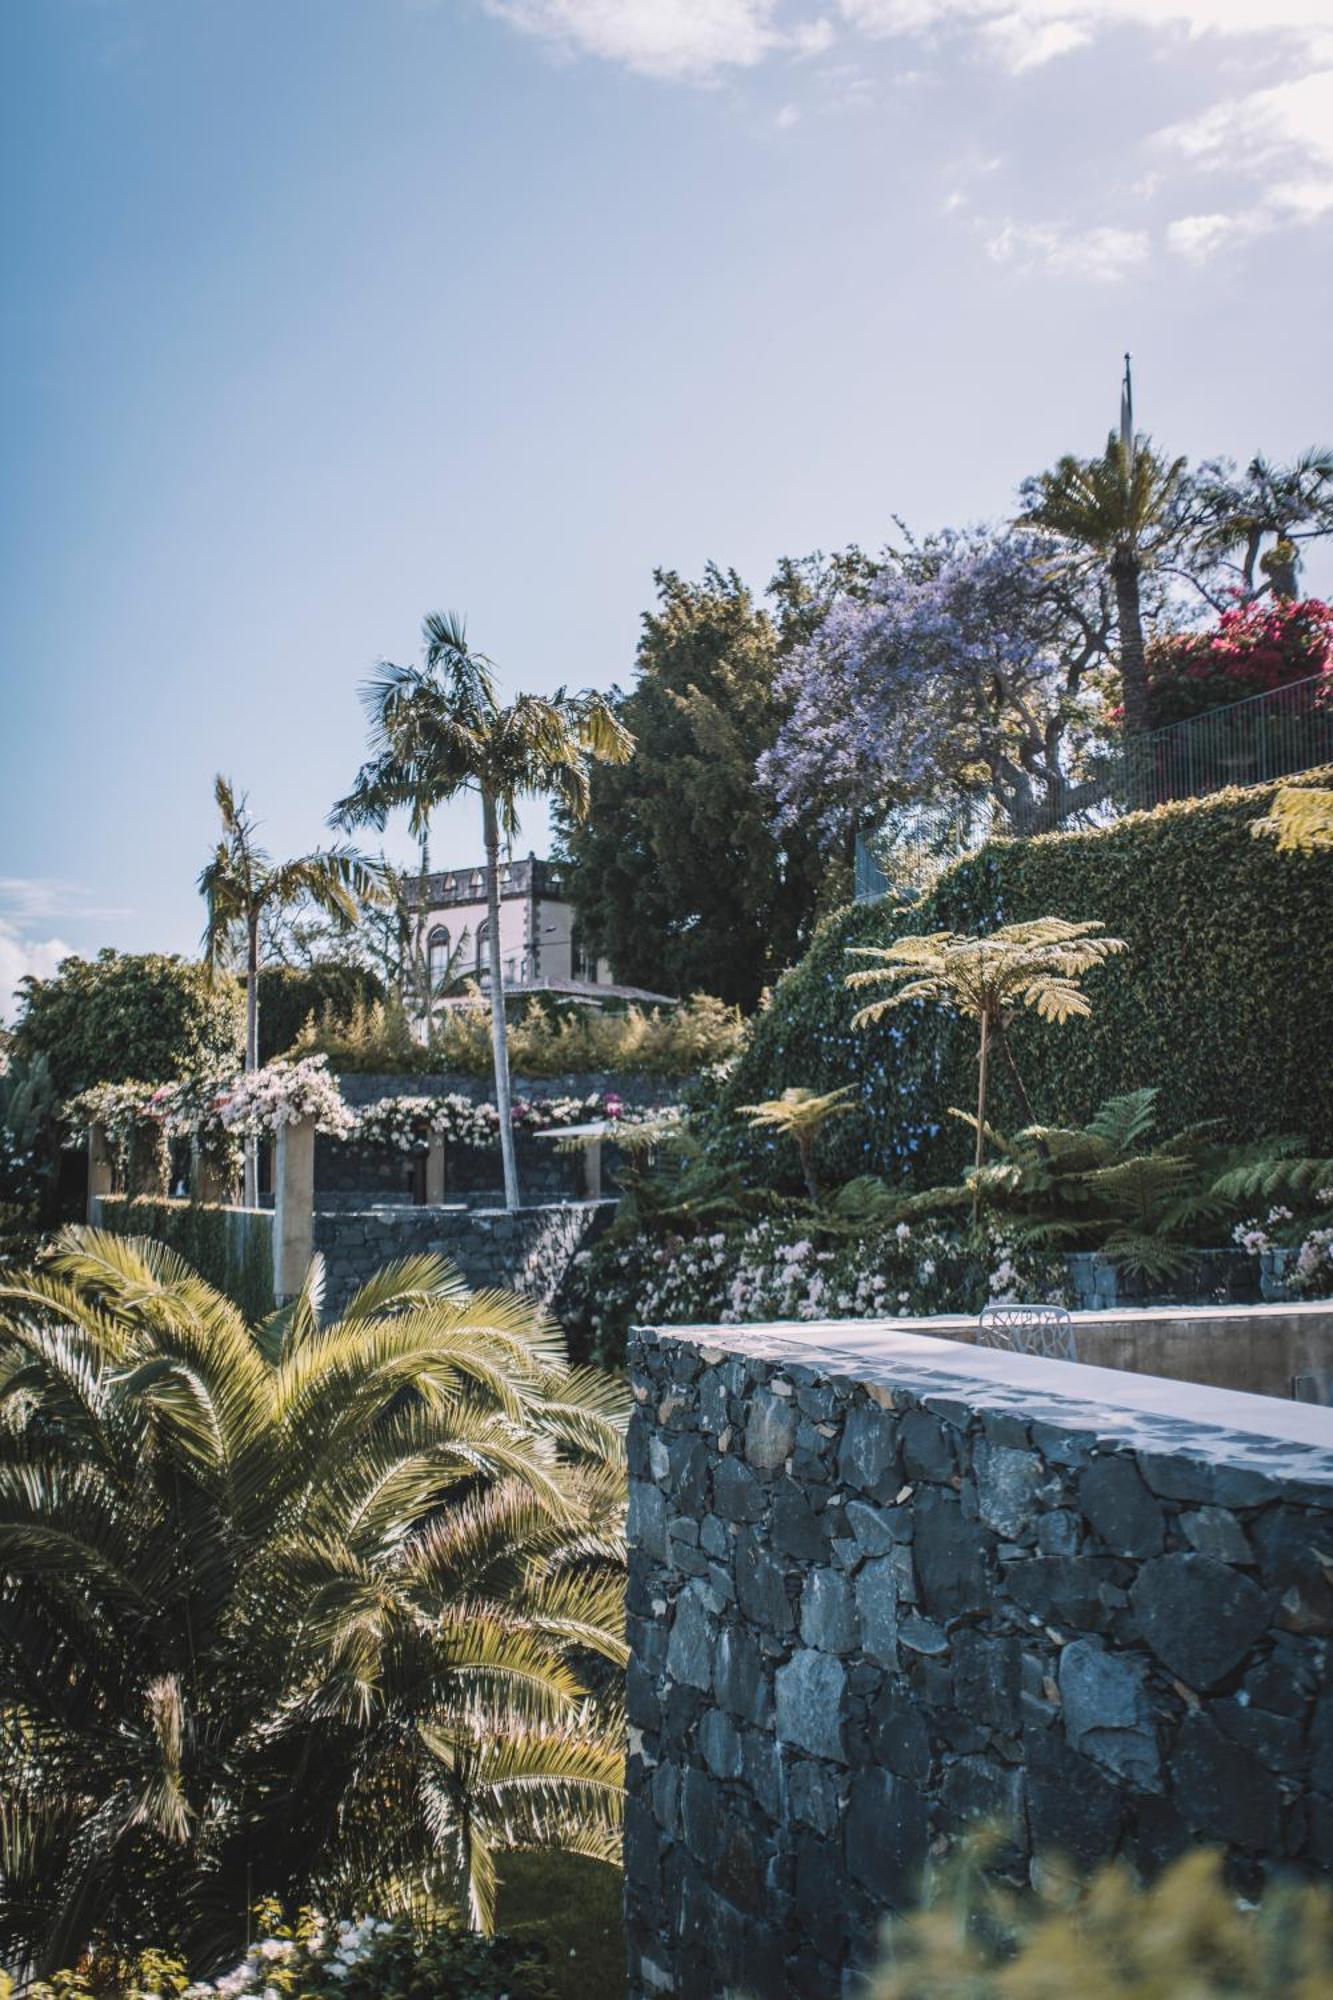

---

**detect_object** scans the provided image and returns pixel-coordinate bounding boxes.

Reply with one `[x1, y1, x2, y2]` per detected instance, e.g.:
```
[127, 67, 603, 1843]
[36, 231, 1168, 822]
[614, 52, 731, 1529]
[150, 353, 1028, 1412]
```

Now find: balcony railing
[855, 672, 1332, 901]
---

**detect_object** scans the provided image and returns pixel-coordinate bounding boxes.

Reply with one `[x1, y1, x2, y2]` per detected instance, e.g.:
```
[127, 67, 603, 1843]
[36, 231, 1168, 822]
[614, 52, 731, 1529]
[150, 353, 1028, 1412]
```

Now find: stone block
[1078, 1453, 1166, 1558]
[800, 1566, 858, 1654]
[776, 1648, 847, 1762]
[1130, 1555, 1270, 1689]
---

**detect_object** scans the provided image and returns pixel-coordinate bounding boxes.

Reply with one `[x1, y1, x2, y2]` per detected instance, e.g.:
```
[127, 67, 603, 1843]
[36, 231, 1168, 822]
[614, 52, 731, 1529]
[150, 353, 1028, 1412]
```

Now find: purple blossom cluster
[760, 529, 1103, 847]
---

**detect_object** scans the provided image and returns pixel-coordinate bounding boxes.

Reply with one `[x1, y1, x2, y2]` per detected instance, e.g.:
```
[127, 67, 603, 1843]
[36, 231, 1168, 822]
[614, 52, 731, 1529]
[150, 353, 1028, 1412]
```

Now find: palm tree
[0, 1230, 626, 1974]
[846, 919, 1126, 1216]
[1201, 446, 1333, 600]
[1020, 435, 1185, 735]
[738, 1086, 855, 1202]
[331, 612, 633, 1210]
[198, 776, 384, 1203]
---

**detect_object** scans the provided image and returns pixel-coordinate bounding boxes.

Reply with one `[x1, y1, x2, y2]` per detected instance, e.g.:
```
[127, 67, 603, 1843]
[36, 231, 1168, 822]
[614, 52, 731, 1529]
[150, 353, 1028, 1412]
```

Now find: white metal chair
[977, 1302, 1077, 1362]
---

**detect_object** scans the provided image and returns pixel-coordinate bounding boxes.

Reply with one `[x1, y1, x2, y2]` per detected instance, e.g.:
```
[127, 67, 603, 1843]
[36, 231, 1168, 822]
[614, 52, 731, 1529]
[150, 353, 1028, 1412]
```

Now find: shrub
[717, 771, 1333, 1194]
[10, 951, 244, 1100]
[561, 1211, 1070, 1367]
[294, 989, 745, 1079]
[867, 1843, 1333, 1998]
[1145, 595, 1333, 727]
[6, 1907, 554, 2000]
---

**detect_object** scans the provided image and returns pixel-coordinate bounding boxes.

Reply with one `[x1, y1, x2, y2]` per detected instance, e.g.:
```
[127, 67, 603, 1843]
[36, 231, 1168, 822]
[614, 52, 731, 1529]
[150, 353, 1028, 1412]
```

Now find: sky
[2, 0, 1331, 1015]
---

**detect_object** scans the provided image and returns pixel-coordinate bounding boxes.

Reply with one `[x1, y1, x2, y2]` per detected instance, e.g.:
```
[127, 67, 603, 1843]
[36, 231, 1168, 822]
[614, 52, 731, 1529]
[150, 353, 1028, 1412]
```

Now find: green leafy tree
[738, 1085, 855, 1202]
[847, 919, 1126, 1215]
[0, 1230, 625, 1973]
[1020, 435, 1186, 735]
[556, 566, 829, 1011]
[198, 777, 383, 1203]
[10, 951, 244, 1100]
[332, 611, 632, 1210]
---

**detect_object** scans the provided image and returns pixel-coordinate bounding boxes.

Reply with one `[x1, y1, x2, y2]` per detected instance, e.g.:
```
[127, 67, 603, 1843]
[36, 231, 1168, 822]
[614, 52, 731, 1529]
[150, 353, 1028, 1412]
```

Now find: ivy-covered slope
[718, 768, 1333, 1190]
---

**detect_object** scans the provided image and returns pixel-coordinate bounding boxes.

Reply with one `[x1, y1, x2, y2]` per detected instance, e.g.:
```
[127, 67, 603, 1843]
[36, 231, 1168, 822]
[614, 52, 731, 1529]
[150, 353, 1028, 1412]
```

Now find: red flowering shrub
[1146, 597, 1333, 728]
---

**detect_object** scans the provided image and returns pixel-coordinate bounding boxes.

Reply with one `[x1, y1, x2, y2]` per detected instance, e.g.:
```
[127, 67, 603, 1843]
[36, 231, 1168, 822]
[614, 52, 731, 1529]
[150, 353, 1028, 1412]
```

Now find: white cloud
[775, 99, 802, 123]
[1158, 67, 1333, 254]
[481, 0, 831, 79]
[985, 218, 1150, 279]
[1166, 210, 1245, 261]
[0, 923, 71, 1024]
[838, 0, 1333, 62]
[991, 16, 1091, 70]
[0, 878, 130, 925]
[482, 0, 1333, 272]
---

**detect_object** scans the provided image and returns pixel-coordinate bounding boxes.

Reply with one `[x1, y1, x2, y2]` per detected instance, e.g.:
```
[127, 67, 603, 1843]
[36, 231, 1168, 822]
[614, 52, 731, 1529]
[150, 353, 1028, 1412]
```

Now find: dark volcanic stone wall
[314, 1198, 614, 1316]
[625, 1325, 1333, 2000]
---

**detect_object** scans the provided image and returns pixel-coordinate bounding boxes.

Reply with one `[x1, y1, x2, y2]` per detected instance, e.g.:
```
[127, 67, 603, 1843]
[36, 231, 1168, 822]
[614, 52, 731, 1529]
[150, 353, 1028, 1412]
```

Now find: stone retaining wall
[313, 1197, 615, 1315]
[625, 1320, 1333, 1999]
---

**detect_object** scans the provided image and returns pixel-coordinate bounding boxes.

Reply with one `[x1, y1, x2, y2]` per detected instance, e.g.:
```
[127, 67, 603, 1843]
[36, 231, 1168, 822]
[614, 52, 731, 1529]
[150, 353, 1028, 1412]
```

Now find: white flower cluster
[353, 1092, 498, 1151]
[180, 1917, 395, 1999]
[1294, 1226, 1333, 1297]
[349, 1089, 678, 1152]
[216, 1057, 355, 1139]
[1231, 1205, 1295, 1256]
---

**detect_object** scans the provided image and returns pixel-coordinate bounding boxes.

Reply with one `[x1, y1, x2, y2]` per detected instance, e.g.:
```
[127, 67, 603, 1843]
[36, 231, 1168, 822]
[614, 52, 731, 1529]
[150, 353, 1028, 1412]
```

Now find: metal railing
[855, 673, 1332, 900]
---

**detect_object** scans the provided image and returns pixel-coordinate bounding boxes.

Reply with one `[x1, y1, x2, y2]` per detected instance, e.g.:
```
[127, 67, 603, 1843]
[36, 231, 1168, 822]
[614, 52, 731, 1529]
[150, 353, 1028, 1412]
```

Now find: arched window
[475, 918, 492, 983]
[427, 926, 451, 992]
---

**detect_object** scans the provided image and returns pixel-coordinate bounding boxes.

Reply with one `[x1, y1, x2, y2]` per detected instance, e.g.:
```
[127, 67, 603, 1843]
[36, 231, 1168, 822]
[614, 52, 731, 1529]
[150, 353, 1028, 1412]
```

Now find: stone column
[273, 1117, 315, 1303]
[425, 1134, 447, 1205]
[583, 1134, 603, 1201]
[87, 1124, 114, 1220]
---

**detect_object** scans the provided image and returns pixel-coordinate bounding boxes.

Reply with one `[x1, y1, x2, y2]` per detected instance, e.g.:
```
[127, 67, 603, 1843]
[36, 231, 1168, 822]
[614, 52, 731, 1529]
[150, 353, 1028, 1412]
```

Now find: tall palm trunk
[482, 790, 520, 1210]
[1112, 552, 1150, 736]
[244, 912, 260, 1209]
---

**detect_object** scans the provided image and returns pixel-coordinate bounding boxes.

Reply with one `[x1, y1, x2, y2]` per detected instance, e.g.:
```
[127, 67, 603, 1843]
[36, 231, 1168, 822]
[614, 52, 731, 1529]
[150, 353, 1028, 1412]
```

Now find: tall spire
[1119, 351, 1134, 462]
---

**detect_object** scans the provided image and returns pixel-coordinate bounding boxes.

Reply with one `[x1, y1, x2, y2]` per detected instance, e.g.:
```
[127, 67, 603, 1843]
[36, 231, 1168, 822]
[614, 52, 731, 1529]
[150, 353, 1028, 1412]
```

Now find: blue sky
[2, 0, 1331, 1012]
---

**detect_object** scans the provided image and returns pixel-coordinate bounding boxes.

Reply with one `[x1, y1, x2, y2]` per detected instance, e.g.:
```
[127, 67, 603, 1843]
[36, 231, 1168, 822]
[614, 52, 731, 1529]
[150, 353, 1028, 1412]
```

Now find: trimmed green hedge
[97, 1196, 274, 1321]
[719, 769, 1333, 1191]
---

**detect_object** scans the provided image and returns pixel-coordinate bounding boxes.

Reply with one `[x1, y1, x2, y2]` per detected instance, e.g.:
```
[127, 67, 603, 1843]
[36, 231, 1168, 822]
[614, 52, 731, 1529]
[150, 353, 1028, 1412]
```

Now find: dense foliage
[255, 963, 384, 1064]
[717, 770, 1333, 1193]
[9, 1908, 556, 2000]
[556, 566, 828, 1008]
[293, 988, 743, 1078]
[11, 952, 244, 1100]
[0, 1233, 626, 1975]
[1145, 596, 1333, 727]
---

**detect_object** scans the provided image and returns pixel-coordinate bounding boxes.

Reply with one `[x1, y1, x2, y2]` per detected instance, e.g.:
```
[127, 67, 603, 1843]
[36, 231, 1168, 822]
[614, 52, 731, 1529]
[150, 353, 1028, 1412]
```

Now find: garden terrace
[625, 1319, 1333, 1999]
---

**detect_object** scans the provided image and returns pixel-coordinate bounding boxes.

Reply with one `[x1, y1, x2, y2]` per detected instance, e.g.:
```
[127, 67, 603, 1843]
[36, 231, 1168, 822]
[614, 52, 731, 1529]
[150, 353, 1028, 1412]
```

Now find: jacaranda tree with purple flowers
[759, 529, 1113, 870]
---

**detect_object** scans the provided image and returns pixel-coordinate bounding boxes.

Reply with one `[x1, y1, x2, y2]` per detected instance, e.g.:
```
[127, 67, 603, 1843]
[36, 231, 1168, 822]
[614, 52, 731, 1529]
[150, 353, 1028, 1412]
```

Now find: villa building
[403, 853, 674, 1005]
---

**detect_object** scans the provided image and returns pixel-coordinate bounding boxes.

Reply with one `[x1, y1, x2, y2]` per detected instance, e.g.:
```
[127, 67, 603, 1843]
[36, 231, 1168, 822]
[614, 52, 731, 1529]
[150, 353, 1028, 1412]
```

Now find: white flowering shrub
[350, 1089, 679, 1152]
[562, 1213, 1071, 1366]
[216, 1057, 355, 1139]
[1293, 1223, 1333, 1297]
[1232, 1191, 1333, 1297]
[13, 1906, 554, 2000]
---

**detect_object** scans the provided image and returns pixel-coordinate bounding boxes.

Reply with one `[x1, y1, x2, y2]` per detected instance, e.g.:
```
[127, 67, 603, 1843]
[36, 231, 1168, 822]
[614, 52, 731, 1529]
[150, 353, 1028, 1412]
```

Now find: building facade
[404, 854, 606, 994]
